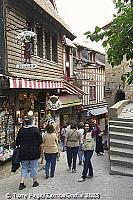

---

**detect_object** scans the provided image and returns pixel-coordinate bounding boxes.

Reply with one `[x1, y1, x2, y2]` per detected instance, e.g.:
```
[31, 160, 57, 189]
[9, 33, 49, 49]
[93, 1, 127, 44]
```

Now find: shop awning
[63, 80, 86, 96]
[9, 77, 63, 89]
[87, 107, 108, 116]
[9, 77, 86, 96]
[59, 95, 82, 108]
[9, 77, 85, 96]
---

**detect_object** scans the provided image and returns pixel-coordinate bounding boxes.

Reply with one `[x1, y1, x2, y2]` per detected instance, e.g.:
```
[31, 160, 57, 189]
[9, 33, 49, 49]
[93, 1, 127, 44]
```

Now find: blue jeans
[67, 146, 79, 170]
[21, 160, 38, 178]
[45, 153, 57, 177]
[78, 145, 84, 163]
[82, 150, 94, 179]
[61, 140, 65, 152]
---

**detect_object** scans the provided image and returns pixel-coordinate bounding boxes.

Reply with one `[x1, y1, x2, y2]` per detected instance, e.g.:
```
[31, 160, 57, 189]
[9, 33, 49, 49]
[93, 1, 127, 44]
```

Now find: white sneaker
[78, 178, 85, 182]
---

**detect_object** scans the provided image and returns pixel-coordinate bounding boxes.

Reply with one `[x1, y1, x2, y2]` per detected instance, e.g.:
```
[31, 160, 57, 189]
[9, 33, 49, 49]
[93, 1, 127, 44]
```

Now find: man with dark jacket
[16, 116, 43, 190]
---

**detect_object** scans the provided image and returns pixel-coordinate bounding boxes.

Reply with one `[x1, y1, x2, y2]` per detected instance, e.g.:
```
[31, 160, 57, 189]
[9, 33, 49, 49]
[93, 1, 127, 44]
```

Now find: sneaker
[33, 181, 39, 187]
[86, 175, 93, 178]
[19, 183, 26, 190]
[78, 178, 85, 182]
[97, 152, 104, 156]
[50, 175, 54, 178]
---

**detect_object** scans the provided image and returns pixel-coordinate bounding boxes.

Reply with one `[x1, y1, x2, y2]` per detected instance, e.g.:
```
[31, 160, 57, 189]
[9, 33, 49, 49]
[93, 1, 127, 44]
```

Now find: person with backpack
[65, 121, 81, 173]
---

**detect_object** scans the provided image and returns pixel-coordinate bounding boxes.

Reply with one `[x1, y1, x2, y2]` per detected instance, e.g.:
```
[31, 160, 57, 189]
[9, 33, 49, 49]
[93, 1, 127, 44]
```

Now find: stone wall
[109, 100, 132, 119]
[105, 54, 133, 107]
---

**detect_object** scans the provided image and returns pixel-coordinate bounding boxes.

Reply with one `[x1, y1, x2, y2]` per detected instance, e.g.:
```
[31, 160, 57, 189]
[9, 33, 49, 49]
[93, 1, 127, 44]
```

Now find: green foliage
[121, 68, 133, 84]
[84, 0, 133, 84]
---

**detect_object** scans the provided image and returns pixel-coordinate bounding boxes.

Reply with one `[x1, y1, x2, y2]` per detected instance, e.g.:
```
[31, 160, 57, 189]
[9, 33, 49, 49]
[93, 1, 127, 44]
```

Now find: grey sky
[55, 0, 115, 53]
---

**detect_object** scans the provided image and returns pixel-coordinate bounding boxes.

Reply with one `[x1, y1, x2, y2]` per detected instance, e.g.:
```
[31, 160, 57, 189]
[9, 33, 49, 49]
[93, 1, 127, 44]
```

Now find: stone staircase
[109, 118, 133, 176]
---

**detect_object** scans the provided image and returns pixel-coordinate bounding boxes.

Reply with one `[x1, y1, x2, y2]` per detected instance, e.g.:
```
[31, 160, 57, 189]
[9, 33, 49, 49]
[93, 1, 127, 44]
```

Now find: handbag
[11, 147, 21, 173]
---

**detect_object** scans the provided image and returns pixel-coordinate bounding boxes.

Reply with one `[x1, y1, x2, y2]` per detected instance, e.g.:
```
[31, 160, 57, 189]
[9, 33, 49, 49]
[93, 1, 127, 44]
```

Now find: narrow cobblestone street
[0, 151, 133, 200]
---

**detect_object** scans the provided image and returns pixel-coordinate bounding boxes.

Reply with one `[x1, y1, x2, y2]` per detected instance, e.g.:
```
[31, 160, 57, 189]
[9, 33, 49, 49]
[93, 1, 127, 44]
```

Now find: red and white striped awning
[9, 77, 85, 96]
[63, 80, 86, 96]
[9, 77, 63, 89]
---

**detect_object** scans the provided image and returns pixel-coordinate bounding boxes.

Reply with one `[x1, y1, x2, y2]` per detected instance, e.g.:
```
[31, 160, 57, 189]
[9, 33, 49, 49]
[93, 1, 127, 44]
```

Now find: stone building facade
[105, 55, 133, 107]
[103, 23, 133, 107]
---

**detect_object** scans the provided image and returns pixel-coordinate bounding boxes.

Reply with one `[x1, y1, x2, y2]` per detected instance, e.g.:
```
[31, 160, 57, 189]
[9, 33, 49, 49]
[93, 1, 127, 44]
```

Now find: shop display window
[0, 111, 15, 162]
[16, 93, 38, 125]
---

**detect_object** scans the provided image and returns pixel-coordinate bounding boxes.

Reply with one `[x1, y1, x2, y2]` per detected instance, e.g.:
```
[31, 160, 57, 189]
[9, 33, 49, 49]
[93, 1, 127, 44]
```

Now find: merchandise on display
[0, 111, 14, 161]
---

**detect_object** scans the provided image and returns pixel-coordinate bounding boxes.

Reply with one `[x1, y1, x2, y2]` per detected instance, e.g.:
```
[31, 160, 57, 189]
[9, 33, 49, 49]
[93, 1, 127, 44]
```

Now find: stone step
[110, 165, 133, 177]
[110, 125, 133, 134]
[110, 146, 133, 158]
[110, 155, 133, 167]
[112, 118, 133, 123]
[109, 120, 133, 128]
[110, 138, 133, 149]
[109, 131, 133, 141]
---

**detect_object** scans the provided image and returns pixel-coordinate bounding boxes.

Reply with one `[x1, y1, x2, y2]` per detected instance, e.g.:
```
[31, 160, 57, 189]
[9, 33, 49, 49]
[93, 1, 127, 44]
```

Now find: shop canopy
[59, 95, 82, 108]
[63, 80, 86, 96]
[87, 107, 108, 116]
[9, 77, 63, 89]
[9, 77, 86, 96]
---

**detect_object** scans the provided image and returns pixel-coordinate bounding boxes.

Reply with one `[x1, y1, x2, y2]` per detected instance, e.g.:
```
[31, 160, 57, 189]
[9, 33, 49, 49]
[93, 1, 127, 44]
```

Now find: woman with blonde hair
[42, 121, 58, 179]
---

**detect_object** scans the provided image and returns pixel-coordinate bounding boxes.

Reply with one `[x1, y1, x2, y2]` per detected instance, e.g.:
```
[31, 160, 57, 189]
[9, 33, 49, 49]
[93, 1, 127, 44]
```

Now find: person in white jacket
[78, 121, 98, 182]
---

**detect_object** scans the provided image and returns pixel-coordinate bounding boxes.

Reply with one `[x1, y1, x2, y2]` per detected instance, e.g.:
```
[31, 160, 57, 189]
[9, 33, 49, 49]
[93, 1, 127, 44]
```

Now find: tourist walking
[65, 121, 81, 173]
[78, 121, 99, 182]
[42, 121, 58, 179]
[60, 124, 68, 152]
[93, 119, 104, 155]
[16, 116, 43, 190]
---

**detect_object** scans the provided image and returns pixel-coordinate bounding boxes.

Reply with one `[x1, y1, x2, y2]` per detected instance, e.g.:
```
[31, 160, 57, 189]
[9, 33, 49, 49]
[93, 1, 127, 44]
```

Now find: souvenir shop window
[16, 93, 38, 128]
[0, 98, 15, 162]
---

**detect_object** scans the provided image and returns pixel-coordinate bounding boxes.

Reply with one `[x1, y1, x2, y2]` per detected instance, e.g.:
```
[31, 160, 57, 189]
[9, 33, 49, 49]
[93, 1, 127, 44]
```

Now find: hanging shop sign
[47, 95, 61, 110]
[16, 31, 37, 68]
[16, 63, 37, 69]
